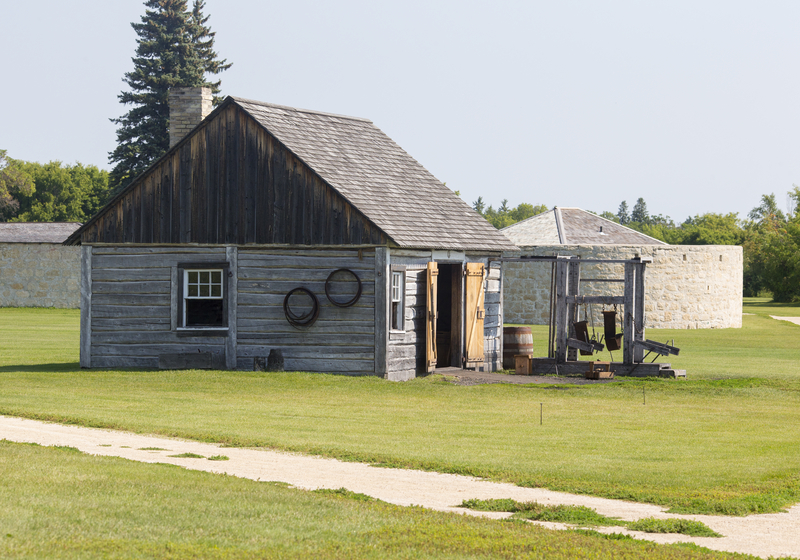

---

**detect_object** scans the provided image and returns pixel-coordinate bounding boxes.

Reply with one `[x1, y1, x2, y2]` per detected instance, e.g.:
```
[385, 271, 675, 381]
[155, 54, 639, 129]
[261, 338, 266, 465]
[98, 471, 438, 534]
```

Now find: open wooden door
[465, 263, 486, 367]
[426, 262, 438, 372]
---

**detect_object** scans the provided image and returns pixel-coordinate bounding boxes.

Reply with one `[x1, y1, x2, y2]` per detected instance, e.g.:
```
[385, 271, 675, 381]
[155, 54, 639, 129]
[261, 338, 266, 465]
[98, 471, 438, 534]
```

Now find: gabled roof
[68, 96, 516, 252]
[0, 222, 81, 243]
[231, 97, 515, 251]
[501, 207, 667, 246]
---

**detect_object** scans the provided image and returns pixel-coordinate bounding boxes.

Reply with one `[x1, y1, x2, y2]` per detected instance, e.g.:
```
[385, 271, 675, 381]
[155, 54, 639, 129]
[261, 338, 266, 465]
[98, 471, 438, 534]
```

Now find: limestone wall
[0, 243, 80, 308]
[503, 245, 743, 329]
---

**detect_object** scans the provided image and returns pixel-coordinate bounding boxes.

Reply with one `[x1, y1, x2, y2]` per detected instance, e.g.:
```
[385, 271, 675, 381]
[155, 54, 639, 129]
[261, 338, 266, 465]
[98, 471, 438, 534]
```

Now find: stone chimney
[169, 87, 213, 148]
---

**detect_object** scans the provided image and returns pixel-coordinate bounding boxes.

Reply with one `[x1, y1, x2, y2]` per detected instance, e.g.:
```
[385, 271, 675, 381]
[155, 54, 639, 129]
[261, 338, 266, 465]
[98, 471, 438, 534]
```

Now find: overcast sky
[2, 1, 799, 222]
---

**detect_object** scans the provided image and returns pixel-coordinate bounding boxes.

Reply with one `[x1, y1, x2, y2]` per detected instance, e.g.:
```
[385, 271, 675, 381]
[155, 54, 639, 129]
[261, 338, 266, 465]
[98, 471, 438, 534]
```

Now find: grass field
[0, 441, 750, 559]
[2, 302, 800, 517]
[0, 302, 795, 558]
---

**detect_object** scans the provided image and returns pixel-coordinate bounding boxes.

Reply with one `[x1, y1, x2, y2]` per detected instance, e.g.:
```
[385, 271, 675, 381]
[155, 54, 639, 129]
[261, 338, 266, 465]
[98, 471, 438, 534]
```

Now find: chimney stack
[169, 87, 212, 148]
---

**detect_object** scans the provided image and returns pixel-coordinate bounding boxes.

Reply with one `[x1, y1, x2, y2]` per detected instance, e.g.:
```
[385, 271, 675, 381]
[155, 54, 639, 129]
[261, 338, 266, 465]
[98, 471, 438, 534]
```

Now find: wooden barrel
[503, 327, 533, 369]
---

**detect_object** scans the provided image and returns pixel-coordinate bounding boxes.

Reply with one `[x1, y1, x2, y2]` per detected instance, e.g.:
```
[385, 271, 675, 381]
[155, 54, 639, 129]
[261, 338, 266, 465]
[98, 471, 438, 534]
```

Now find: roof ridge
[230, 96, 373, 124]
[554, 207, 567, 244]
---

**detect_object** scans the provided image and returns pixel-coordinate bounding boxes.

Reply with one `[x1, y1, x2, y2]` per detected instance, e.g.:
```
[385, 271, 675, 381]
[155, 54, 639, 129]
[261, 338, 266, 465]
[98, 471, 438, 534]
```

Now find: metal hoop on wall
[283, 287, 320, 328]
[325, 268, 362, 308]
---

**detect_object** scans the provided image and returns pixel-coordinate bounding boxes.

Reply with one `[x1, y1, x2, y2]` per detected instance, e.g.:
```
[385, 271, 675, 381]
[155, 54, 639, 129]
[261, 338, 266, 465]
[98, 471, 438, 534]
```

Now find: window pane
[211, 271, 222, 284]
[211, 284, 221, 297]
[199, 284, 209, 297]
[200, 271, 209, 283]
[188, 271, 198, 283]
[188, 285, 198, 297]
[186, 299, 224, 327]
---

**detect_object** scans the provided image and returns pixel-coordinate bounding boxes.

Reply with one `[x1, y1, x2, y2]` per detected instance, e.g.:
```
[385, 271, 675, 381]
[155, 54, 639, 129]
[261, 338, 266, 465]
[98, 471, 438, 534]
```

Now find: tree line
[471, 191, 800, 302]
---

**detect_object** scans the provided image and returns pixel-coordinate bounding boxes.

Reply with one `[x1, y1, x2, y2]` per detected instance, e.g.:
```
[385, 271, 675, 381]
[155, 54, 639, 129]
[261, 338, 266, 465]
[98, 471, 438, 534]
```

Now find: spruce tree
[617, 201, 629, 225]
[631, 197, 649, 224]
[108, 0, 230, 194]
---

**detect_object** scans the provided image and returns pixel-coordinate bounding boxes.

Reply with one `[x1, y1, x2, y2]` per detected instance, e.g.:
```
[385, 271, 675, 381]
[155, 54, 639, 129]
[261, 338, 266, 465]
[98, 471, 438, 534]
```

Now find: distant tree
[472, 196, 485, 214]
[12, 160, 111, 222]
[599, 211, 619, 223]
[509, 203, 548, 223]
[108, 0, 230, 194]
[631, 197, 649, 224]
[617, 201, 629, 225]
[0, 150, 35, 221]
[748, 193, 785, 223]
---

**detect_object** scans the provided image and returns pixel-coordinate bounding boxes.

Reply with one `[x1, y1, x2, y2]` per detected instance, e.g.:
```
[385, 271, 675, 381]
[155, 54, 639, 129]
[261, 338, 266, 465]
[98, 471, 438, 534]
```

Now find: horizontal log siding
[89, 246, 228, 368]
[387, 265, 427, 379]
[80, 105, 388, 247]
[236, 248, 376, 375]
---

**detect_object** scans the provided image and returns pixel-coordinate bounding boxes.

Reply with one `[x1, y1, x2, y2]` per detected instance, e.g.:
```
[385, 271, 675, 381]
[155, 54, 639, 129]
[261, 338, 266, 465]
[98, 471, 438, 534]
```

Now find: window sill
[389, 330, 407, 340]
[176, 327, 229, 337]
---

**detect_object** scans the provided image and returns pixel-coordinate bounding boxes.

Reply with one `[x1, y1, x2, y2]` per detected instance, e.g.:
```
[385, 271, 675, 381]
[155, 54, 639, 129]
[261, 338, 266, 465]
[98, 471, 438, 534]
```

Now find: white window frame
[180, 266, 227, 330]
[390, 268, 405, 332]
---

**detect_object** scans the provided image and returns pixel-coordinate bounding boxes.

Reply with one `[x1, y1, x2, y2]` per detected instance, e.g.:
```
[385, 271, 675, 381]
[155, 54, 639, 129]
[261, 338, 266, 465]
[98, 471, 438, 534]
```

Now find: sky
[2, 1, 800, 223]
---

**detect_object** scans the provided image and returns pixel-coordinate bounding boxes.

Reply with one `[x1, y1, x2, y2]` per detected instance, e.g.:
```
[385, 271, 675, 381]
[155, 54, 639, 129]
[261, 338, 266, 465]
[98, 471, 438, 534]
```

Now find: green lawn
[0, 302, 799, 518]
[0, 441, 750, 560]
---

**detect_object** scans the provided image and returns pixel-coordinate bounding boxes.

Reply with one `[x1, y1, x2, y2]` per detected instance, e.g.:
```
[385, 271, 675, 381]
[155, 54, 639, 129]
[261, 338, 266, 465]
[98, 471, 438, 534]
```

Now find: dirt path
[1, 415, 798, 559]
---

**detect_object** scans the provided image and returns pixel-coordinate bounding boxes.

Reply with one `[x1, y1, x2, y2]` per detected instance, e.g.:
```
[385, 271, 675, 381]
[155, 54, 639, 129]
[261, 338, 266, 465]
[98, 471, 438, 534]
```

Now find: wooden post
[79, 245, 92, 368]
[374, 247, 389, 377]
[554, 256, 570, 363]
[623, 262, 636, 365]
[225, 246, 238, 370]
[633, 260, 646, 362]
[566, 258, 580, 361]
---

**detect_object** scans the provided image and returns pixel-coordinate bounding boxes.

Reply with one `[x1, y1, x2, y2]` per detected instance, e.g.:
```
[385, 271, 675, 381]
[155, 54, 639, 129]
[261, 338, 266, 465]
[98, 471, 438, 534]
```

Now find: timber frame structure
[496, 255, 683, 377]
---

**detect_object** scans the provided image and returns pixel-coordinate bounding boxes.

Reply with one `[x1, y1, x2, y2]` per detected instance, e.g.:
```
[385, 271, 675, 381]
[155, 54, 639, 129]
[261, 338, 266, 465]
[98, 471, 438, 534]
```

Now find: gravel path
[771, 316, 800, 326]
[2, 415, 798, 559]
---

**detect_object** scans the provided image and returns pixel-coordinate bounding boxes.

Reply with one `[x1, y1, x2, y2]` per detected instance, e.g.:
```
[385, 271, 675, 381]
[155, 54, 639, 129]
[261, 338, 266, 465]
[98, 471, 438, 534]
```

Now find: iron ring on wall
[283, 287, 320, 328]
[325, 268, 362, 308]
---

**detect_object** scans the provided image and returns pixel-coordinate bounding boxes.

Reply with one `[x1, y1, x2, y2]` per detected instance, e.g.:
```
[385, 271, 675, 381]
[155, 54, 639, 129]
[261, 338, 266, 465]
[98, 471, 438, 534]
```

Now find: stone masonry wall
[503, 245, 743, 329]
[0, 243, 80, 308]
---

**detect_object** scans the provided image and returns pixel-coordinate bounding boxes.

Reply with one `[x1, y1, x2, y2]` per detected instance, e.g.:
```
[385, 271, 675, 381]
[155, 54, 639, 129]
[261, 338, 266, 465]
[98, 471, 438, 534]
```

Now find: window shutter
[426, 261, 438, 372]
[465, 263, 485, 366]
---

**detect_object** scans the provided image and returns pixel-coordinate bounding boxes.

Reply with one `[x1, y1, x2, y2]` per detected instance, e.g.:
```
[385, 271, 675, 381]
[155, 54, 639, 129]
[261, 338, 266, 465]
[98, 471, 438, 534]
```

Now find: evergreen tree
[617, 201, 629, 225]
[631, 197, 649, 223]
[108, 0, 230, 194]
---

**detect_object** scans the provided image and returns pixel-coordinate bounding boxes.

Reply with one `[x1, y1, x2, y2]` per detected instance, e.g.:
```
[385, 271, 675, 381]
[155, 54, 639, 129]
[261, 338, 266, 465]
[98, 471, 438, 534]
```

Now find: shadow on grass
[0, 363, 80, 373]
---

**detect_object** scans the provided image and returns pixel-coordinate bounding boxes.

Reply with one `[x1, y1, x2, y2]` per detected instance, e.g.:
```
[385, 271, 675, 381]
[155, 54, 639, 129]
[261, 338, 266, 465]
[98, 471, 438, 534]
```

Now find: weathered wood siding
[387, 265, 427, 381]
[85, 246, 377, 374]
[89, 246, 228, 368]
[236, 247, 376, 374]
[79, 104, 387, 247]
[479, 259, 503, 371]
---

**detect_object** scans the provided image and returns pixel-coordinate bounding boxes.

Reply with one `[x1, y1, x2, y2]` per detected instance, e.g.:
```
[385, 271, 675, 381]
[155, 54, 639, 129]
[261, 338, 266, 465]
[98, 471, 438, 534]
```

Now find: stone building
[501, 208, 742, 329]
[0, 222, 81, 308]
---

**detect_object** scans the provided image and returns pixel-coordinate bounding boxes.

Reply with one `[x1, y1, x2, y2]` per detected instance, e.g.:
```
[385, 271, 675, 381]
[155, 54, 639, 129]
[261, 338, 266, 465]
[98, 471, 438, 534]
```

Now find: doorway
[434, 263, 463, 368]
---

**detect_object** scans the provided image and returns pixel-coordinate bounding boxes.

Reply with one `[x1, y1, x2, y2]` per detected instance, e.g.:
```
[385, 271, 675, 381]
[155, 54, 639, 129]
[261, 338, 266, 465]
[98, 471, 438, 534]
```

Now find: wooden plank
[226, 246, 238, 369]
[80, 245, 92, 368]
[623, 262, 635, 365]
[238, 278, 375, 293]
[635, 339, 680, 356]
[92, 331, 227, 345]
[464, 262, 485, 366]
[92, 294, 171, 306]
[237, 319, 373, 333]
[374, 246, 388, 378]
[92, 253, 225, 269]
[234, 333, 375, 345]
[565, 296, 625, 305]
[425, 261, 438, 372]
[554, 257, 570, 363]
[633, 262, 647, 362]
[91, 268, 171, 282]
[92, 357, 159, 369]
[170, 266, 179, 330]
[91, 281, 171, 295]
[92, 305, 171, 319]
[567, 259, 580, 362]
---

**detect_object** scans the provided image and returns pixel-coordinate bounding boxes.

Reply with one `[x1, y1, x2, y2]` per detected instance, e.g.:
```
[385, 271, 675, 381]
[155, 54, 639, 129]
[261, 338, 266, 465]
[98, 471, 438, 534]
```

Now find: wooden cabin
[66, 89, 517, 380]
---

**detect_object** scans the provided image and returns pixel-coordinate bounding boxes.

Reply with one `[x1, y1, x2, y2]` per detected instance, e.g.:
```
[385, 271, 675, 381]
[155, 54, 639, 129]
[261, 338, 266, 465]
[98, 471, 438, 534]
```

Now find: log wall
[83, 245, 377, 375]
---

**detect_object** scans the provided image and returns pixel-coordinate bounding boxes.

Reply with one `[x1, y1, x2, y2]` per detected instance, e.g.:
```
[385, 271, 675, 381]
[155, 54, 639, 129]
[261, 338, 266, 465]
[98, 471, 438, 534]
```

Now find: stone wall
[0, 243, 80, 308]
[503, 244, 743, 329]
